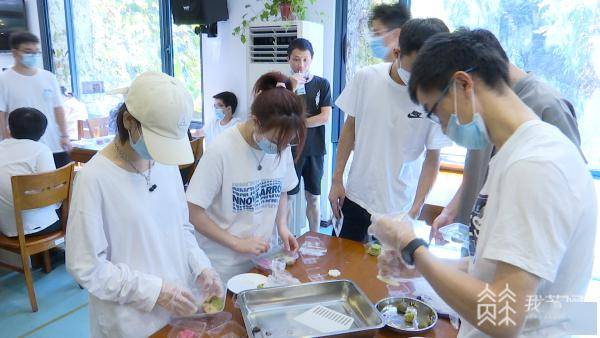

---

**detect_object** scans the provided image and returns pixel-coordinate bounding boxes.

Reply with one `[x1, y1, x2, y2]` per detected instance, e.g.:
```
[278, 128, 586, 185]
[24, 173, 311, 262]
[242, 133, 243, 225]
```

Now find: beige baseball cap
[113, 72, 194, 165]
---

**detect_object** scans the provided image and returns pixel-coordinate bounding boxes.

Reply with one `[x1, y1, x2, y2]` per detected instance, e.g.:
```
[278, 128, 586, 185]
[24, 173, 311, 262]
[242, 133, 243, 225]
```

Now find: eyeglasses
[423, 67, 477, 124]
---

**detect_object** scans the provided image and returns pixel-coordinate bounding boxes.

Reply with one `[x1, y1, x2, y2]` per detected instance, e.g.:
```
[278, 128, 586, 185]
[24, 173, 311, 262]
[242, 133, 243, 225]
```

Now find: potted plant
[233, 0, 322, 44]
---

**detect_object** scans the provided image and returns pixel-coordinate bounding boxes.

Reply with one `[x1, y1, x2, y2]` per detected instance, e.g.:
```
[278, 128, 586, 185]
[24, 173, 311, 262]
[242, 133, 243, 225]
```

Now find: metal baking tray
[237, 280, 384, 337]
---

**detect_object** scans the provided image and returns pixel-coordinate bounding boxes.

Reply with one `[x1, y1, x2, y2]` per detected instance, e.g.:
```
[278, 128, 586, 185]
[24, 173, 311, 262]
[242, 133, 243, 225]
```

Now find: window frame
[38, 0, 204, 123]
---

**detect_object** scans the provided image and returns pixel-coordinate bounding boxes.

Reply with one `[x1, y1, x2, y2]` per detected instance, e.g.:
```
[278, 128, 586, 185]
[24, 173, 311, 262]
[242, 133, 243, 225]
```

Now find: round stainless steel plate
[375, 297, 438, 333]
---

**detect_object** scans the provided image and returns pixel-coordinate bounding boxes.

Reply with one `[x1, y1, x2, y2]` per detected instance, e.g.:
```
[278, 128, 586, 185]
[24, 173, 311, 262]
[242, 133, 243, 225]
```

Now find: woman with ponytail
[187, 72, 306, 280]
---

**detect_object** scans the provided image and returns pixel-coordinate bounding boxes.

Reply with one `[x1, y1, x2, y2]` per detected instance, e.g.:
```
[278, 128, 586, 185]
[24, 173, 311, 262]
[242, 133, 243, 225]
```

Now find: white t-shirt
[187, 126, 298, 281]
[335, 63, 451, 215]
[459, 120, 597, 338]
[0, 68, 64, 152]
[0, 138, 58, 236]
[66, 154, 212, 338]
[203, 117, 240, 147]
[64, 96, 88, 140]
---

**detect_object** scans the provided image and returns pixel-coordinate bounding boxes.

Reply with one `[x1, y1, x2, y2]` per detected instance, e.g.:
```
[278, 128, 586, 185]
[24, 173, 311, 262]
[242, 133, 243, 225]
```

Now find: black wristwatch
[401, 238, 428, 266]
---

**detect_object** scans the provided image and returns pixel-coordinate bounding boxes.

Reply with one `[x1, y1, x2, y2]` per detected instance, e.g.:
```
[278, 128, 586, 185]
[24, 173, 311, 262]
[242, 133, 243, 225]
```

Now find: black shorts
[288, 155, 324, 195]
[338, 198, 372, 242]
[53, 151, 71, 168]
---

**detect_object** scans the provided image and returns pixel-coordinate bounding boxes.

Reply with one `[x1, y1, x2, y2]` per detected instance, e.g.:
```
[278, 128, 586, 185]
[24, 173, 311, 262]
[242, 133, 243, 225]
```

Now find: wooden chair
[77, 116, 110, 139]
[0, 162, 75, 312]
[179, 137, 204, 188]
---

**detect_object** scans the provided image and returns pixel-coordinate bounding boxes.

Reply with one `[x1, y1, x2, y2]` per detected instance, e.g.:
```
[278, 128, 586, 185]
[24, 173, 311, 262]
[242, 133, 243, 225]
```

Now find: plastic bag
[251, 245, 299, 273]
[167, 319, 206, 338]
[299, 235, 327, 257]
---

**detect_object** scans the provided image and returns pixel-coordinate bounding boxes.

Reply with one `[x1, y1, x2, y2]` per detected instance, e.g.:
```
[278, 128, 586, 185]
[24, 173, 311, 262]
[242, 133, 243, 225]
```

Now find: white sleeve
[480, 160, 576, 282]
[186, 147, 223, 209]
[0, 76, 7, 112]
[282, 147, 299, 192]
[175, 168, 212, 279]
[35, 145, 56, 172]
[65, 172, 162, 312]
[335, 71, 363, 118]
[425, 122, 452, 149]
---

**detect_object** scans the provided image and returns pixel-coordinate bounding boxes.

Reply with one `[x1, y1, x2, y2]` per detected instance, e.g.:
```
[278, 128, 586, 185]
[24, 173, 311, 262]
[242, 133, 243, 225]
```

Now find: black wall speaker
[171, 0, 229, 25]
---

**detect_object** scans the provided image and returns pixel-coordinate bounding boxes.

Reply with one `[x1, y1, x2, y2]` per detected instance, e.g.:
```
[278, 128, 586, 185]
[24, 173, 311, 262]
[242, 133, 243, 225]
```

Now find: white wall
[0, 0, 41, 69]
[202, 0, 337, 227]
[202, 0, 336, 119]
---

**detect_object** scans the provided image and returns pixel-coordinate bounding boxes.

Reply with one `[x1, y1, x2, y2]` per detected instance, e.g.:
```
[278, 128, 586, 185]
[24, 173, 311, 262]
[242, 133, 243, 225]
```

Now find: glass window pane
[71, 0, 162, 117]
[346, 0, 397, 83]
[411, 1, 600, 169]
[48, 0, 71, 93]
[172, 23, 203, 122]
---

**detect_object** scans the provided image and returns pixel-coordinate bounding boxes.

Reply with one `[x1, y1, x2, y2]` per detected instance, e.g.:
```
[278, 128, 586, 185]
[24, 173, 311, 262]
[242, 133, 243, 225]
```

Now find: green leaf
[241, 35, 247, 44]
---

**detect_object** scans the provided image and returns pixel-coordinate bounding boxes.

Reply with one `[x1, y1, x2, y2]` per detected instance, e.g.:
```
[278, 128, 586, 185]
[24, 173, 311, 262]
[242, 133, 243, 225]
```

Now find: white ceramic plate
[227, 273, 268, 294]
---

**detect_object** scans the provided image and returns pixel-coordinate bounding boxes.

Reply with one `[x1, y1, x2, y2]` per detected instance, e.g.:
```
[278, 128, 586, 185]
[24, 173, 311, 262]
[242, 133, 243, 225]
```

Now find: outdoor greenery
[48, 0, 203, 119]
[233, 0, 323, 44]
[349, 0, 599, 167]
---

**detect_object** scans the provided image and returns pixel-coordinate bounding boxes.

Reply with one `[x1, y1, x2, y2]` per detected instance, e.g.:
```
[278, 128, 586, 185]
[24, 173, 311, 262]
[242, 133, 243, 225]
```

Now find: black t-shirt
[295, 75, 332, 156]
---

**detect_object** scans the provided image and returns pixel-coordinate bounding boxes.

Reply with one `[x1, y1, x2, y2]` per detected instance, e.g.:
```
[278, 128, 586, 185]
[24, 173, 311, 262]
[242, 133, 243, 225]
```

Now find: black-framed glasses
[424, 67, 478, 124]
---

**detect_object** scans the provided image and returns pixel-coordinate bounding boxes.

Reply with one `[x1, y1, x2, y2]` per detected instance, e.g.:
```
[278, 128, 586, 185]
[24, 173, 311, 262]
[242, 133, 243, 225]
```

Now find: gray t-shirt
[456, 73, 582, 225]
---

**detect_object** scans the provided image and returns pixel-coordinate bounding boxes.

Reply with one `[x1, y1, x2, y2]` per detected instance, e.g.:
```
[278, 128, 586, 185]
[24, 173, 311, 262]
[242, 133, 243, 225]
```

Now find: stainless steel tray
[237, 280, 384, 338]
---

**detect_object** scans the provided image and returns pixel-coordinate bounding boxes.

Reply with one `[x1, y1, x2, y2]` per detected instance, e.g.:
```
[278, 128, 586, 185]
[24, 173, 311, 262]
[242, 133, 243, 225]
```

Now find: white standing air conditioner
[247, 21, 324, 100]
[246, 21, 324, 236]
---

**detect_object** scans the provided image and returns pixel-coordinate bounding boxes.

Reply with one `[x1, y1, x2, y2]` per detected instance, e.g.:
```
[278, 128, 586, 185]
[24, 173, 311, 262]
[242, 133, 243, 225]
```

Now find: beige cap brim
[142, 124, 193, 165]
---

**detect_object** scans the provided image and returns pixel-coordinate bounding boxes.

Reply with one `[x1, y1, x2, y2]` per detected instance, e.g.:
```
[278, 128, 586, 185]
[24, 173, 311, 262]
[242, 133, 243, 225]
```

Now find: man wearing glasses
[0, 31, 71, 168]
[330, 18, 452, 242]
[370, 30, 596, 337]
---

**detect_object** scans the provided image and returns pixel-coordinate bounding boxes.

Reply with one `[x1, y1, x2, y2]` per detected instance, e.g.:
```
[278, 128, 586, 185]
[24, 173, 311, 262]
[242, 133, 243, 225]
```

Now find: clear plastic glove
[196, 269, 224, 302]
[328, 181, 346, 219]
[430, 207, 454, 243]
[233, 236, 269, 255]
[377, 249, 422, 284]
[196, 268, 225, 314]
[156, 282, 198, 317]
[368, 213, 417, 252]
[278, 228, 299, 252]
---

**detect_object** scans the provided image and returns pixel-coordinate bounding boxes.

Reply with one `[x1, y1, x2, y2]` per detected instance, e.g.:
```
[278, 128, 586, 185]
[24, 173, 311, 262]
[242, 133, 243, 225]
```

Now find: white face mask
[396, 64, 411, 85]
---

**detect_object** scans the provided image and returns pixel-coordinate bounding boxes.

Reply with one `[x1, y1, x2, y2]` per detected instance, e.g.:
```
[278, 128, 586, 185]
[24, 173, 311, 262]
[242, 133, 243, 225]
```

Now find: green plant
[233, 0, 324, 44]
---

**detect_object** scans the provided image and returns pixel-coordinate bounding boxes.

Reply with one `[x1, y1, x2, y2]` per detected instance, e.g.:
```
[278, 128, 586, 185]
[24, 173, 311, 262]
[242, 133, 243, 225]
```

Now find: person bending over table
[187, 72, 306, 281]
[66, 72, 223, 338]
[370, 31, 596, 337]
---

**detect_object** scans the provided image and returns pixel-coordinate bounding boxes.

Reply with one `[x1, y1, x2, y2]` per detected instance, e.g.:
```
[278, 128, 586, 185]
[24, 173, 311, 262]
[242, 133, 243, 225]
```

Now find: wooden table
[151, 233, 459, 338]
[69, 136, 113, 163]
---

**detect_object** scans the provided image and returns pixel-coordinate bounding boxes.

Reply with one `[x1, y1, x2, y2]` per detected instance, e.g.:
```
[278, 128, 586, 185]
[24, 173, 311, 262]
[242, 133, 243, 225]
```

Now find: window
[172, 23, 203, 120]
[47, 0, 71, 93]
[343, 0, 465, 167]
[71, 0, 162, 117]
[45, 0, 204, 122]
[410, 0, 600, 170]
[345, 0, 397, 83]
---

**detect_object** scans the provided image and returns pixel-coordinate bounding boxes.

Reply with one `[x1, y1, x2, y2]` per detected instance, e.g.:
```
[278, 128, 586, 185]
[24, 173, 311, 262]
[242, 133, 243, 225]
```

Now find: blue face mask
[214, 107, 225, 120]
[21, 53, 40, 68]
[253, 132, 278, 154]
[445, 83, 490, 149]
[129, 130, 153, 160]
[370, 36, 389, 60]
